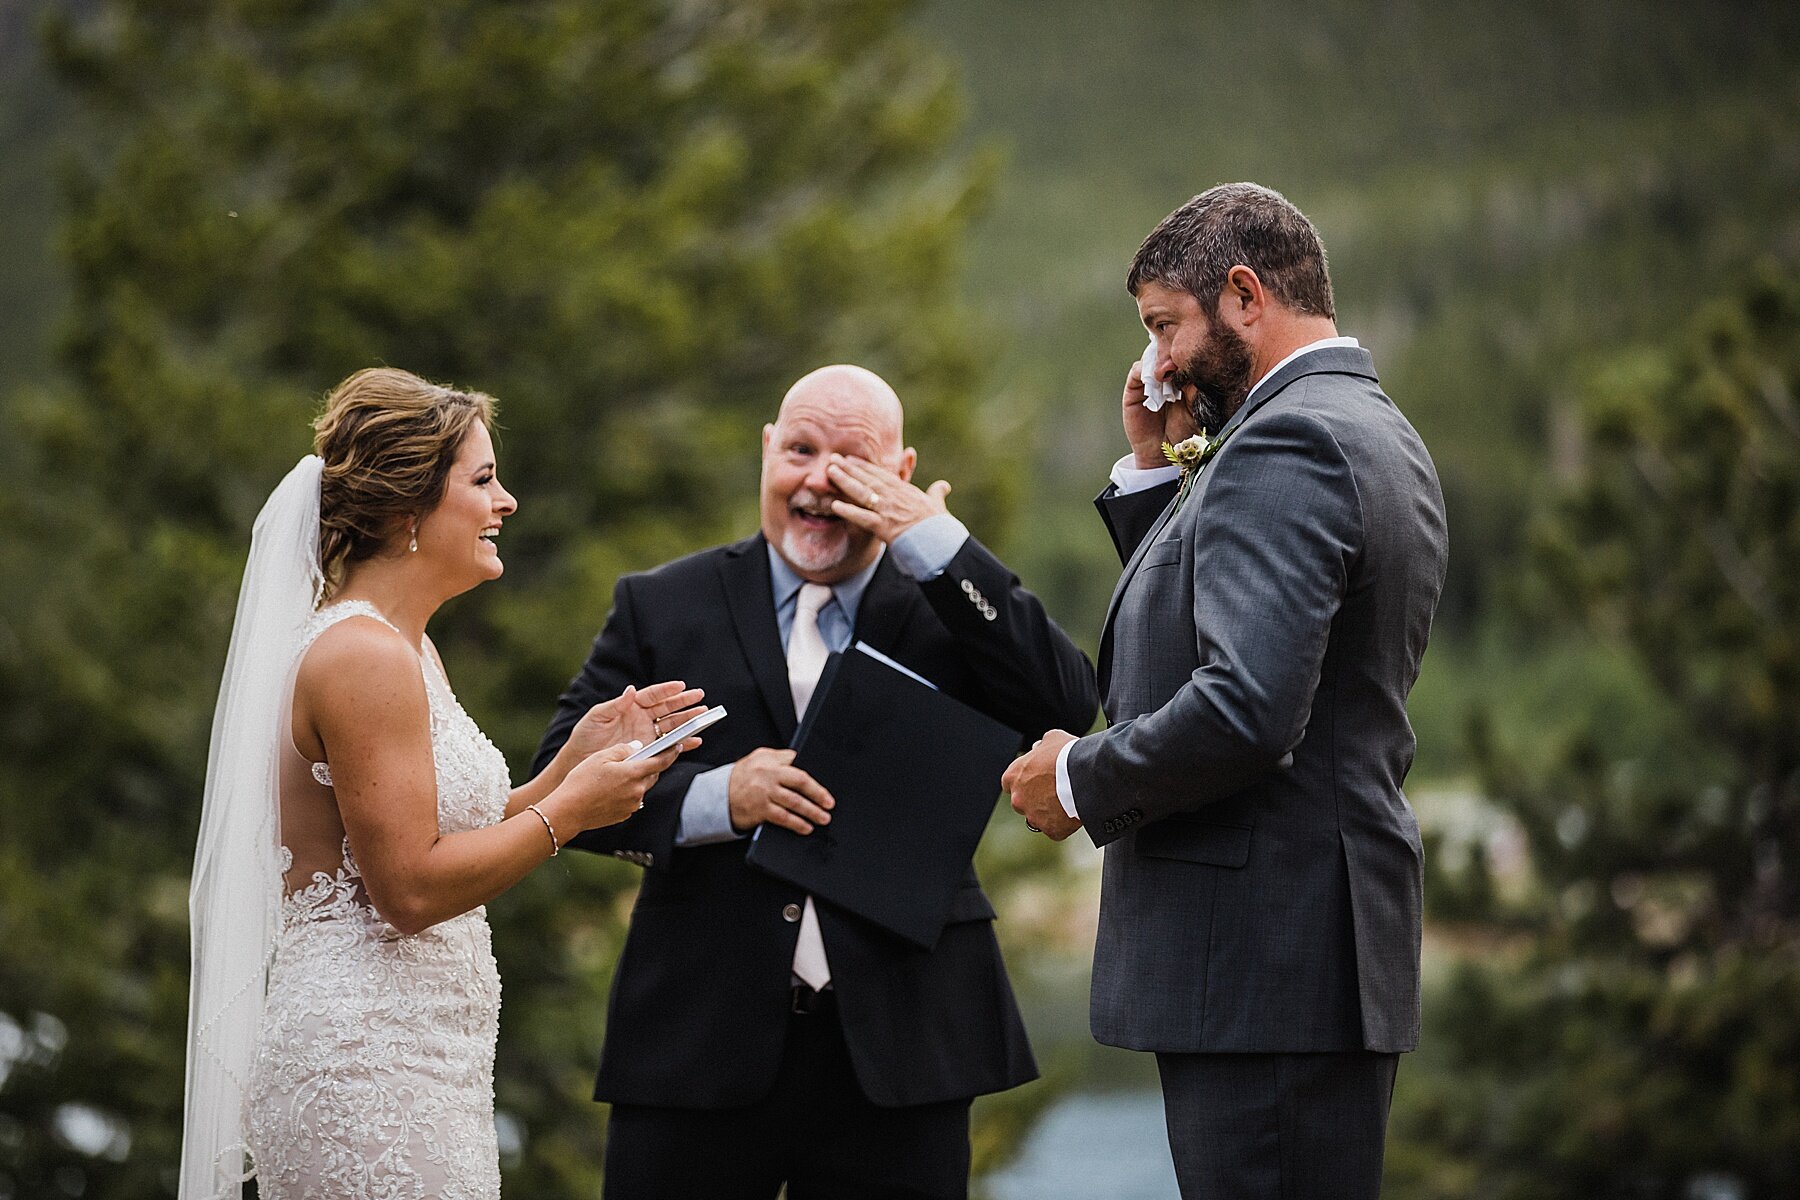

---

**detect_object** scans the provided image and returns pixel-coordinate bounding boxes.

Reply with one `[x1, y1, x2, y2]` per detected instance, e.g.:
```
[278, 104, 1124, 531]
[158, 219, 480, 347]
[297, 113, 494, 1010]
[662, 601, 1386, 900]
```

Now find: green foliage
[1511, 272, 1799, 942]
[0, 1, 1004, 1194]
[1390, 273, 1800, 1197]
[0, 2, 71, 401]
[924, 0, 1800, 648]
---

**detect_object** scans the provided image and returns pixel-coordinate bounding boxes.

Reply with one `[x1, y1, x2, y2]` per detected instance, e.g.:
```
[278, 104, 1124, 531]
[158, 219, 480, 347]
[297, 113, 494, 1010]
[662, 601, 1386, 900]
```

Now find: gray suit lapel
[1096, 489, 1179, 694]
[1100, 492, 1178, 641]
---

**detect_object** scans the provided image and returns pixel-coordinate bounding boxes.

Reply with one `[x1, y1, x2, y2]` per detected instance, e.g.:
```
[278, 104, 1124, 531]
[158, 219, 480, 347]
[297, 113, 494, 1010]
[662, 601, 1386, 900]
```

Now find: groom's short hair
[1128, 183, 1335, 321]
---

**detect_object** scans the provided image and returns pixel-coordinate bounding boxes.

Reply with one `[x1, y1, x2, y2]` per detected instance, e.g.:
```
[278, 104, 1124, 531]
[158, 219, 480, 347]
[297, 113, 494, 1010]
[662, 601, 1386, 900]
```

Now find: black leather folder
[745, 644, 1023, 949]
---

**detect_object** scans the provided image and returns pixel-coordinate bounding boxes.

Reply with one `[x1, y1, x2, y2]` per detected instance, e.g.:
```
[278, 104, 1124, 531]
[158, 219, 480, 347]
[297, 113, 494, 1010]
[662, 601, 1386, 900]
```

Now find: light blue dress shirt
[676, 513, 969, 845]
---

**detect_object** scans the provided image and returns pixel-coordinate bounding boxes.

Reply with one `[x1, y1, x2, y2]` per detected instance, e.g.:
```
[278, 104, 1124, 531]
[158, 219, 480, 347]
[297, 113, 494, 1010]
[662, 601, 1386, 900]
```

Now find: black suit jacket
[533, 532, 1098, 1109]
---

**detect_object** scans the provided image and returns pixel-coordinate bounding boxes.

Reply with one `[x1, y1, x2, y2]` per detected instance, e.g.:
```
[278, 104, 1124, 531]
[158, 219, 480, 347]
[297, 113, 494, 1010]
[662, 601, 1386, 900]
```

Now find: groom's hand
[728, 747, 836, 836]
[1003, 730, 1082, 841]
[1123, 360, 1199, 469]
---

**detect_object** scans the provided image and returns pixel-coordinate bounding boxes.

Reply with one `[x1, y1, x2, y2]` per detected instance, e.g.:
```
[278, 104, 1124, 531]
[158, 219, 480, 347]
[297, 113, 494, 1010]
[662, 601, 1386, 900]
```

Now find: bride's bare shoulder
[296, 616, 425, 715]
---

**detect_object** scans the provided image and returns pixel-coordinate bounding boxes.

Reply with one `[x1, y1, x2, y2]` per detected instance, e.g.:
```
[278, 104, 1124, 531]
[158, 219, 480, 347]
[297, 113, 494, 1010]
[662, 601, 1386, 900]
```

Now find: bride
[179, 368, 704, 1199]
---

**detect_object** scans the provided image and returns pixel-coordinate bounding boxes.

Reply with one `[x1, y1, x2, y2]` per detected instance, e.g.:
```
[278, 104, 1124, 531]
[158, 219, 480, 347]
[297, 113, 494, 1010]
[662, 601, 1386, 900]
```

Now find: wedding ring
[1025, 821, 1041, 833]
[653, 716, 663, 737]
[868, 490, 880, 509]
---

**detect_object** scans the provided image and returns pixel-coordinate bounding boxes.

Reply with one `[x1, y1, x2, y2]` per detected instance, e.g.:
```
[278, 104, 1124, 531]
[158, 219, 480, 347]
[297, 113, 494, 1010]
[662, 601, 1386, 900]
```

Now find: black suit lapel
[849, 552, 924, 657]
[718, 535, 800, 740]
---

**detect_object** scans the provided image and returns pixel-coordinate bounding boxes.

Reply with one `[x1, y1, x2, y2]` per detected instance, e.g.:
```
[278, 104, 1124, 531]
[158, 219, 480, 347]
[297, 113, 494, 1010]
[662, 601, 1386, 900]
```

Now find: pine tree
[1396, 272, 1800, 1198]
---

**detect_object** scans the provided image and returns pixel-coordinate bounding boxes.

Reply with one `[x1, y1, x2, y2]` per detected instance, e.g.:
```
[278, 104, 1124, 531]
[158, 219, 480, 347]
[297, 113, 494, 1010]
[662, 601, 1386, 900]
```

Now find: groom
[1004, 183, 1448, 1198]
[536, 364, 1097, 1199]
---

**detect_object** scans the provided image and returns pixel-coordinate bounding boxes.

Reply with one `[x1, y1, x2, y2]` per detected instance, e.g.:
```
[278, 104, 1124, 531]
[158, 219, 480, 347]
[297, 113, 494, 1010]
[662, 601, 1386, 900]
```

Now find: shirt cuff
[675, 763, 745, 846]
[1109, 454, 1181, 496]
[1054, 739, 1080, 820]
[888, 513, 969, 580]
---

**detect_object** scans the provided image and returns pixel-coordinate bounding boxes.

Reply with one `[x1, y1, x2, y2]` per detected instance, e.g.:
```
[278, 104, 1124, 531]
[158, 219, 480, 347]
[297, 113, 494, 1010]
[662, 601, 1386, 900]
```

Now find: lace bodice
[244, 600, 508, 1200]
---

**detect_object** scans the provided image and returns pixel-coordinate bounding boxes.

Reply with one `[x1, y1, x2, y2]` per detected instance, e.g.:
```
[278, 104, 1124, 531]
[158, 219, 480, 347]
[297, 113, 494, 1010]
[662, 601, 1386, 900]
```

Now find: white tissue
[1139, 336, 1179, 412]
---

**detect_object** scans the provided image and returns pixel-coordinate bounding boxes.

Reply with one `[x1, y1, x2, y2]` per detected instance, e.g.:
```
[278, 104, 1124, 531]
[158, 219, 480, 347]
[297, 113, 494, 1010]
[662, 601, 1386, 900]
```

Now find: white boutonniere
[1162, 429, 1230, 510]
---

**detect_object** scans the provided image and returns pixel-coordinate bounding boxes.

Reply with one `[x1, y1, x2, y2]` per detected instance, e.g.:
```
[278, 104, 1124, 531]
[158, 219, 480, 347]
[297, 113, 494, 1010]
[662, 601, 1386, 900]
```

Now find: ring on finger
[868, 489, 880, 509]
[652, 716, 662, 736]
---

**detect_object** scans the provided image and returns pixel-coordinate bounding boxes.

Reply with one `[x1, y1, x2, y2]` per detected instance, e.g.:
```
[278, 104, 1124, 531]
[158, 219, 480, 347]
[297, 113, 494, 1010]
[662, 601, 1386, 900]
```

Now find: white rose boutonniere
[1162, 429, 1231, 511]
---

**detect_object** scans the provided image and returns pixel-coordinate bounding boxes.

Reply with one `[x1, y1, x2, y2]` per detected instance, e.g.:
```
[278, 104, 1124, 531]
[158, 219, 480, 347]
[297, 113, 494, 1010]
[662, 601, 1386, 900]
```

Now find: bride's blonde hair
[312, 367, 497, 601]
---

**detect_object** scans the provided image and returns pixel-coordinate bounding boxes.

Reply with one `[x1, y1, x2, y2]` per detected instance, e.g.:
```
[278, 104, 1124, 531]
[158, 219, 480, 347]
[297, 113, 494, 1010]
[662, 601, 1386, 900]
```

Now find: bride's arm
[303, 624, 674, 934]
[417, 635, 703, 819]
[506, 680, 705, 817]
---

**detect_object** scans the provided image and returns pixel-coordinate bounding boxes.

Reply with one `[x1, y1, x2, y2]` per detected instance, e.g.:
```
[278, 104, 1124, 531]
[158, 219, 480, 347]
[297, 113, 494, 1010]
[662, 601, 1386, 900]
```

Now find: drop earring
[408, 522, 419, 553]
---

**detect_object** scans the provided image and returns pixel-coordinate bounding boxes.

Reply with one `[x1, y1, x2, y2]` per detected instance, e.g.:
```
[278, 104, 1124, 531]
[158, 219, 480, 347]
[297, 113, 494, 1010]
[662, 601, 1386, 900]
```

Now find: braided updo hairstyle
[312, 368, 497, 602]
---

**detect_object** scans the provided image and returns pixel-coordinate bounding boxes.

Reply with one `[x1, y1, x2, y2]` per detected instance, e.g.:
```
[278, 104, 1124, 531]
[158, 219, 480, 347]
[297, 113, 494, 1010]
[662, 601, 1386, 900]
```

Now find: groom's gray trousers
[1156, 1050, 1398, 1199]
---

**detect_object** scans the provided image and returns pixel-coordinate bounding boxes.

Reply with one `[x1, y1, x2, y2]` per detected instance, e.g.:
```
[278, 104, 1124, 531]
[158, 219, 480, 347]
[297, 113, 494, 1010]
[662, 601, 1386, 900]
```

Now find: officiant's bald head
[761, 365, 916, 583]
[776, 366, 904, 446]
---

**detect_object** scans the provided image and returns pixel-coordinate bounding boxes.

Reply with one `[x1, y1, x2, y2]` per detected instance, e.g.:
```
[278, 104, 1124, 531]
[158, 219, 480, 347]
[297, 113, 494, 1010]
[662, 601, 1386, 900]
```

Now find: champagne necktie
[787, 582, 833, 991]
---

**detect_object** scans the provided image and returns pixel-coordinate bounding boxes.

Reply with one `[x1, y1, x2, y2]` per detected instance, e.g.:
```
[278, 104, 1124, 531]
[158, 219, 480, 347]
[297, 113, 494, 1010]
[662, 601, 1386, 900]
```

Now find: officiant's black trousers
[1156, 1049, 1399, 1200]
[602, 993, 972, 1200]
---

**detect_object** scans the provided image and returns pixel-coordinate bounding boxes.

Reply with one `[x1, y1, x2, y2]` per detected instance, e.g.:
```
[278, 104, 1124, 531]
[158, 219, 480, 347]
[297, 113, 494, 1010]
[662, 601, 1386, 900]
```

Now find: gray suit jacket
[1067, 345, 1447, 1055]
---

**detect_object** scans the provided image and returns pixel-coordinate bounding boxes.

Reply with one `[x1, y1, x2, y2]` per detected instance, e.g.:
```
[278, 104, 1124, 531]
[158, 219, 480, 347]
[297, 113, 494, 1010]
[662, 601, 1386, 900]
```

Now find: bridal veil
[179, 456, 323, 1199]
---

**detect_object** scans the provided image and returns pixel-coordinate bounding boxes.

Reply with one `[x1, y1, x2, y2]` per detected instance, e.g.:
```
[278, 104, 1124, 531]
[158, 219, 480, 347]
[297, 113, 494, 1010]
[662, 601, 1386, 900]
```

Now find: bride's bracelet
[525, 803, 560, 856]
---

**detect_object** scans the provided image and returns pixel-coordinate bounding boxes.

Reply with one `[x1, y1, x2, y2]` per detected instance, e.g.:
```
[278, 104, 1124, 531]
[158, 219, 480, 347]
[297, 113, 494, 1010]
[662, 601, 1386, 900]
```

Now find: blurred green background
[2, 1, 1796, 1196]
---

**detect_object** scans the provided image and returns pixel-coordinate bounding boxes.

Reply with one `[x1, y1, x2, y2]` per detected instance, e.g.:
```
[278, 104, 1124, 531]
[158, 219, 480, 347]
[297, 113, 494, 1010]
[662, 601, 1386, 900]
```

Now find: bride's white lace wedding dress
[243, 601, 508, 1199]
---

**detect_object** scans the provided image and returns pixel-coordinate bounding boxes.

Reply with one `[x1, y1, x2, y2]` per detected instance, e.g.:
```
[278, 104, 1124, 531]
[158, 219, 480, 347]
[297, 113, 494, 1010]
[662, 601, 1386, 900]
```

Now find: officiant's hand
[826, 454, 952, 543]
[1123, 360, 1199, 470]
[565, 681, 707, 763]
[1003, 730, 1083, 841]
[728, 747, 836, 836]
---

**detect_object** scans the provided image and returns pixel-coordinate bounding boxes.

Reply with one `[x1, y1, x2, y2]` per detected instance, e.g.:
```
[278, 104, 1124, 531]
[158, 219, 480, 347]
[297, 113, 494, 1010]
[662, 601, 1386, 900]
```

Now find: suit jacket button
[782, 903, 803, 922]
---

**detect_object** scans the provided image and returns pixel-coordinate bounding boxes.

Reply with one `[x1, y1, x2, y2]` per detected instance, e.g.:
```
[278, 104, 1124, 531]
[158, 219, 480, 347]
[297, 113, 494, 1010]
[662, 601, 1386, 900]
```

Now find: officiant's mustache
[791, 490, 843, 521]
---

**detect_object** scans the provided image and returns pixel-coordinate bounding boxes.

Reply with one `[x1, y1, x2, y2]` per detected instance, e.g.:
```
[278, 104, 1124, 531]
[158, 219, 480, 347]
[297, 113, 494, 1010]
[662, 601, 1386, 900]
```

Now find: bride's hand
[566, 681, 706, 761]
[558, 738, 698, 830]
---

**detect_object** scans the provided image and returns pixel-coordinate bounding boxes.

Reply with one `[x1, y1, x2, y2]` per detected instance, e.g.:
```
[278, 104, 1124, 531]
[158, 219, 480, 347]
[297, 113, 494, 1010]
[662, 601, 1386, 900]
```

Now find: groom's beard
[1174, 318, 1254, 434]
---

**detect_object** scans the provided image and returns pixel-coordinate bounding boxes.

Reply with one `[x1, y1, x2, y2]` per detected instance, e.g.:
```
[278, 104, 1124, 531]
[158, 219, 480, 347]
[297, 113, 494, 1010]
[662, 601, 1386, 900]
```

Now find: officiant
[532, 364, 1098, 1200]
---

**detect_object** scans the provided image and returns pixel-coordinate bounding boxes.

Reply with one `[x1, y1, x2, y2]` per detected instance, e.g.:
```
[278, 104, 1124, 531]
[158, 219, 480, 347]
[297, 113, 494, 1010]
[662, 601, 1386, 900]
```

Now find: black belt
[790, 984, 836, 1016]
